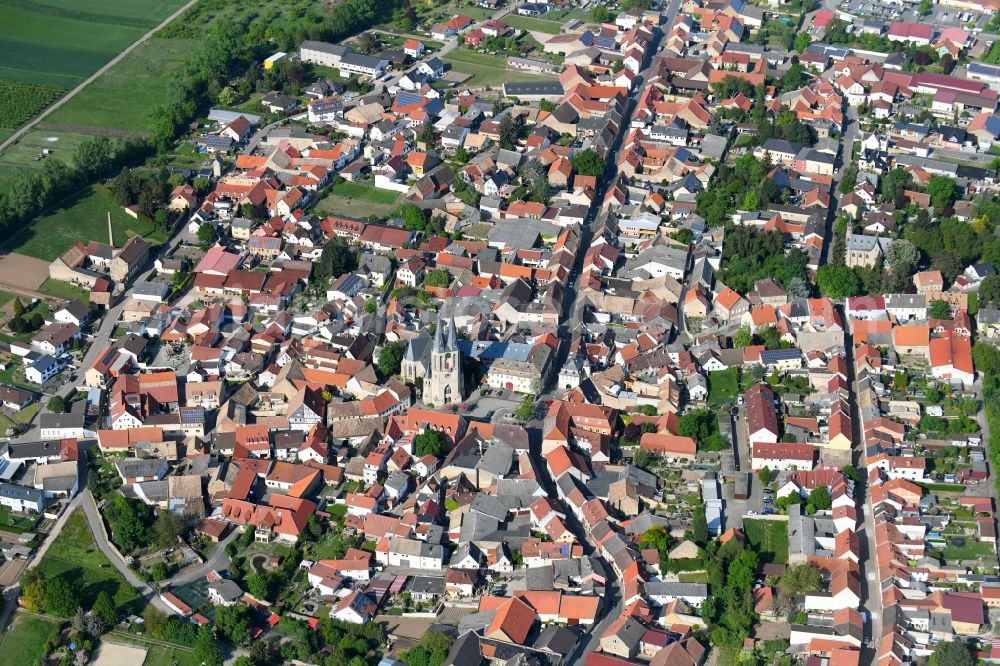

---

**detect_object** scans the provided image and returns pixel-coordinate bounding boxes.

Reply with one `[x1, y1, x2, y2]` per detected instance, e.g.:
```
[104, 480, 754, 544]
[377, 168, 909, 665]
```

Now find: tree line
[0, 136, 152, 241]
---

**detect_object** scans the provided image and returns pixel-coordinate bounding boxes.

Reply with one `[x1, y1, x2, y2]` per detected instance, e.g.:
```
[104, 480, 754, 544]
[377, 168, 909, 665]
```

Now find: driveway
[167, 529, 238, 586]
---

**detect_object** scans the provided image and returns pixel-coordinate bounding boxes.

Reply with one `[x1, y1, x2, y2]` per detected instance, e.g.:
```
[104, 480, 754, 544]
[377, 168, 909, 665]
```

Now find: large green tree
[314, 236, 358, 282]
[498, 114, 519, 149]
[194, 625, 224, 666]
[926, 175, 957, 213]
[44, 576, 79, 617]
[880, 168, 912, 206]
[930, 299, 951, 320]
[571, 149, 605, 177]
[980, 273, 1000, 307]
[414, 429, 445, 457]
[816, 265, 860, 298]
[214, 605, 252, 646]
[92, 590, 118, 627]
[779, 564, 823, 595]
[197, 222, 218, 250]
[377, 341, 406, 377]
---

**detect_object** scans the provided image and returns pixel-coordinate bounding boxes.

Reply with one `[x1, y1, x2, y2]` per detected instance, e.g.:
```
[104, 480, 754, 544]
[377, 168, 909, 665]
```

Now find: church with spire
[401, 315, 464, 406]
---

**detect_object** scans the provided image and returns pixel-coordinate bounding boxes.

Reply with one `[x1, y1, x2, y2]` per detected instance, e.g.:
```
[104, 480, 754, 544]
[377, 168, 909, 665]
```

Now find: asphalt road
[844, 319, 881, 662]
[543, 0, 679, 658]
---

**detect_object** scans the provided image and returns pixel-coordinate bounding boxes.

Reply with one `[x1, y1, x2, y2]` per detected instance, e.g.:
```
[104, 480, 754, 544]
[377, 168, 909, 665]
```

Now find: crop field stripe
[0, 0, 159, 28]
[0, 64, 83, 84]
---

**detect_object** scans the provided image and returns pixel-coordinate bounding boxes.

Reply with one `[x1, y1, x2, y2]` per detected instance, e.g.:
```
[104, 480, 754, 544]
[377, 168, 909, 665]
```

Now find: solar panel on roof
[396, 92, 423, 107]
[969, 62, 1000, 75]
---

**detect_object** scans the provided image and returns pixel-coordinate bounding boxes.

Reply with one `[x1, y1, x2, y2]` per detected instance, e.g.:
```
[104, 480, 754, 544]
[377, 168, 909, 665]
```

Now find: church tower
[426, 315, 463, 406]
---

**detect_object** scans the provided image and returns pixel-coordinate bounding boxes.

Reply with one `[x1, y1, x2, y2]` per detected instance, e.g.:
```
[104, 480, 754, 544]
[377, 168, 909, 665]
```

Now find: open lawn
[917, 482, 967, 493]
[45, 38, 195, 134]
[505, 15, 564, 34]
[0, 612, 61, 665]
[0, 401, 42, 446]
[142, 645, 200, 666]
[0, 0, 186, 88]
[39, 277, 91, 303]
[743, 518, 789, 564]
[0, 403, 42, 451]
[442, 49, 548, 88]
[315, 180, 401, 219]
[942, 541, 998, 561]
[677, 571, 709, 583]
[0, 502, 39, 531]
[708, 367, 740, 406]
[37, 509, 143, 613]
[713, 647, 741, 666]
[8, 185, 167, 261]
[0, 357, 35, 392]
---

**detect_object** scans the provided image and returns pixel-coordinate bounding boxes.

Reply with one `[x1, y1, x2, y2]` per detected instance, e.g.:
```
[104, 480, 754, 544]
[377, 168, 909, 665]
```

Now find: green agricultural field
[315, 180, 401, 219]
[743, 518, 789, 564]
[37, 509, 143, 613]
[0, 129, 90, 189]
[0, 80, 65, 131]
[0, 0, 187, 87]
[8, 185, 167, 261]
[44, 38, 194, 134]
[505, 15, 563, 35]
[31, 0, 181, 24]
[442, 49, 548, 87]
[0, 613, 62, 665]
